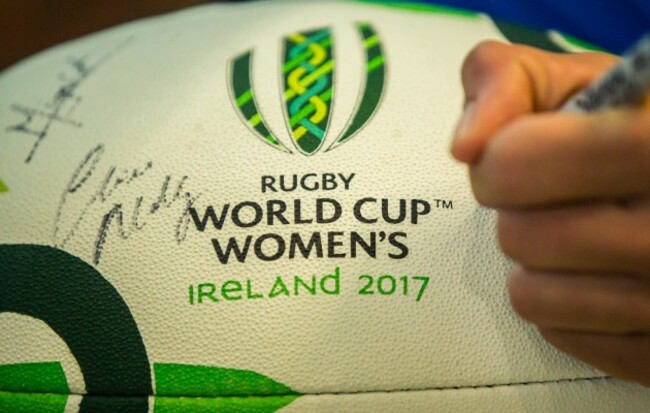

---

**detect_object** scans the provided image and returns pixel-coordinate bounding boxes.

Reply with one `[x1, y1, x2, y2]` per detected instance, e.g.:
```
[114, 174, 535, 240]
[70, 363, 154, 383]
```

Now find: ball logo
[229, 22, 386, 155]
[0, 244, 302, 412]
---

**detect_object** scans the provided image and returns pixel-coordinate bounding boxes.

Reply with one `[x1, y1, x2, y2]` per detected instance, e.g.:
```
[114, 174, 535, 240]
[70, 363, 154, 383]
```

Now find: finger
[470, 108, 650, 207]
[451, 40, 618, 164]
[508, 268, 650, 334]
[497, 199, 650, 275]
[539, 328, 650, 386]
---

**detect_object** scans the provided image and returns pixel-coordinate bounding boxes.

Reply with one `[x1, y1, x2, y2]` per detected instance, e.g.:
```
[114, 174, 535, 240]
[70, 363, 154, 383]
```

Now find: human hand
[451, 40, 650, 386]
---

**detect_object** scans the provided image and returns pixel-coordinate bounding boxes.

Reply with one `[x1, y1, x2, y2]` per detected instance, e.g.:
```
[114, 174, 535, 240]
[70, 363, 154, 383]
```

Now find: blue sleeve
[423, 0, 650, 54]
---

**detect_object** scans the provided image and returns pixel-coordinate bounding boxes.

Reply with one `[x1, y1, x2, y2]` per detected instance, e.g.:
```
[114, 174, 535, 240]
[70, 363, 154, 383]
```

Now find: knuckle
[461, 40, 511, 96]
[617, 201, 650, 275]
[472, 122, 534, 208]
[497, 212, 524, 260]
[624, 122, 648, 155]
[627, 290, 650, 331]
[469, 169, 497, 206]
[537, 327, 561, 346]
[593, 111, 650, 186]
[507, 269, 538, 322]
[469, 155, 517, 207]
[462, 40, 508, 73]
[629, 229, 650, 275]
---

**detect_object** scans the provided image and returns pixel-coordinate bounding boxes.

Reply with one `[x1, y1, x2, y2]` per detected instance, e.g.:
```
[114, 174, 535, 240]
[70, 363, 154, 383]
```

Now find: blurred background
[1, 0, 648, 71]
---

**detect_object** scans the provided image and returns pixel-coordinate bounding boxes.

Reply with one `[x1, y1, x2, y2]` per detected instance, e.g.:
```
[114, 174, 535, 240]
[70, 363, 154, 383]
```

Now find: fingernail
[453, 100, 477, 143]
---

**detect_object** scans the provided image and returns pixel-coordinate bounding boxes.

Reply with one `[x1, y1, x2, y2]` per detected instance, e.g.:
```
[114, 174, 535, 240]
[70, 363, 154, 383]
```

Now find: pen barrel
[562, 34, 650, 112]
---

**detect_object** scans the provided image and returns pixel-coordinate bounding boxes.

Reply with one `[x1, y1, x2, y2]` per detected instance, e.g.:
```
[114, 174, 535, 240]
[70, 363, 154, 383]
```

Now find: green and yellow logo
[229, 22, 386, 155]
[0, 245, 300, 412]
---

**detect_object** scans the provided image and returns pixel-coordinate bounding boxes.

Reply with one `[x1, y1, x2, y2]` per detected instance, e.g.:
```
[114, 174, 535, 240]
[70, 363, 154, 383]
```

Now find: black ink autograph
[6, 39, 132, 164]
[54, 145, 201, 265]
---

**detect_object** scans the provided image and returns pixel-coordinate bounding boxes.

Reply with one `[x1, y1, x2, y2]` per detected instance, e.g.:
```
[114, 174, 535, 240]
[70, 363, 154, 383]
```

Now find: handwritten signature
[6, 39, 132, 164]
[54, 145, 201, 265]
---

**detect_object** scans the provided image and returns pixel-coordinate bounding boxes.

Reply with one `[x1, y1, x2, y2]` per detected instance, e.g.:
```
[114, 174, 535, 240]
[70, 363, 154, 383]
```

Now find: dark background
[1, 0, 648, 71]
[0, 0, 225, 70]
[431, 0, 649, 54]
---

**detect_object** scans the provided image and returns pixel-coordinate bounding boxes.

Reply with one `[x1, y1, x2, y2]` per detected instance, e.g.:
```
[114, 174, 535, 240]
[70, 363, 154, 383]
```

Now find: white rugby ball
[1, 1, 648, 412]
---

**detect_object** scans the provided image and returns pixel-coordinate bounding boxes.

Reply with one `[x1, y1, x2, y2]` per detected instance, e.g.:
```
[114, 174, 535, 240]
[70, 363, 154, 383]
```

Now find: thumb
[451, 40, 618, 164]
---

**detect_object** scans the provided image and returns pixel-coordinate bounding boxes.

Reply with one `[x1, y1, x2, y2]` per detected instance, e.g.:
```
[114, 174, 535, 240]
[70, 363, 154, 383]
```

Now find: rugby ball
[1, 1, 649, 412]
